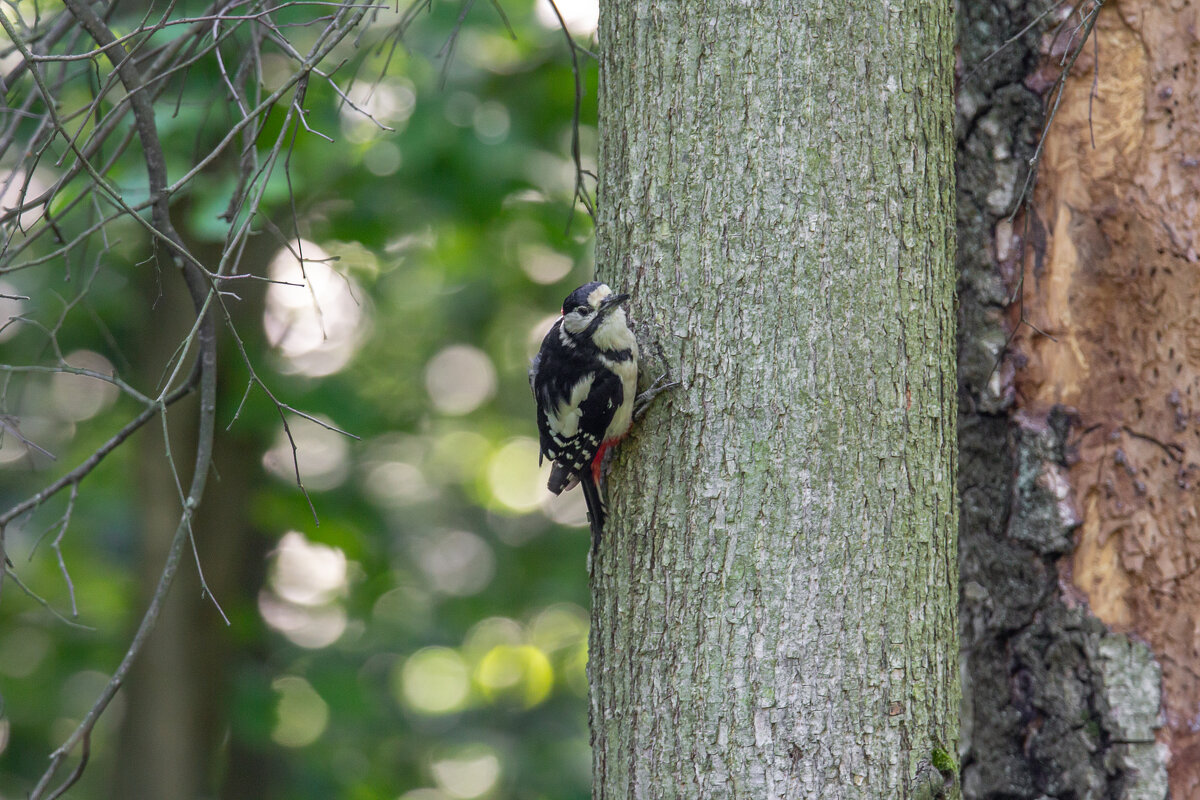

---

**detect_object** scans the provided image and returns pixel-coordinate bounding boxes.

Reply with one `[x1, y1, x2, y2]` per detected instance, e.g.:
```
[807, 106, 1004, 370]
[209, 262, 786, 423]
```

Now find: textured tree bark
[955, 1, 1172, 797]
[590, 2, 958, 797]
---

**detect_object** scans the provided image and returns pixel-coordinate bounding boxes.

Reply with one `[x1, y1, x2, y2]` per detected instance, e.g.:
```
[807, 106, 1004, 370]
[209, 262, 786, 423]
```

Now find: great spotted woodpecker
[529, 282, 670, 552]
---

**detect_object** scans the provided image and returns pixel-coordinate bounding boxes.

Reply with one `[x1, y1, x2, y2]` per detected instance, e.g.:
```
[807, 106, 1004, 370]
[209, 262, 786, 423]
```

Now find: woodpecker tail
[578, 472, 606, 554]
[547, 462, 579, 495]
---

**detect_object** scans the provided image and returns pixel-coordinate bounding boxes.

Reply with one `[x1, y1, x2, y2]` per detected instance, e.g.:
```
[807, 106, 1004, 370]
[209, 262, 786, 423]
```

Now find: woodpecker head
[560, 282, 631, 338]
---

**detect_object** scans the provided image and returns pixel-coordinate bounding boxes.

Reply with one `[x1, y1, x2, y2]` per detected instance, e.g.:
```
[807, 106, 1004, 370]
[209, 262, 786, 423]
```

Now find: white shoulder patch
[547, 372, 594, 438]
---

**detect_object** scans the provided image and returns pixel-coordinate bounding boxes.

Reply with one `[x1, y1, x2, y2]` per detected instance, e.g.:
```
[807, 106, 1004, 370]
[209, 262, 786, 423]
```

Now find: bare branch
[1007, 0, 1103, 220]
[0, 375, 199, 530]
[546, 0, 595, 228]
[0, 0, 382, 792]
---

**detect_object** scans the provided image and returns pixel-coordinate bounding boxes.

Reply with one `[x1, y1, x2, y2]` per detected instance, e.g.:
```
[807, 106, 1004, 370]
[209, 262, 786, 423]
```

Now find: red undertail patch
[591, 438, 622, 484]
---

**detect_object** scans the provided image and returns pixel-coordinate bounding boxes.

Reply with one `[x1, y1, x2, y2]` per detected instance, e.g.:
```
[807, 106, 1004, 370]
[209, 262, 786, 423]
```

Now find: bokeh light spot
[431, 745, 501, 799]
[534, 0, 598, 34]
[426, 430, 490, 484]
[259, 532, 351, 648]
[530, 604, 588, 653]
[518, 244, 573, 285]
[0, 170, 47, 229]
[486, 437, 547, 512]
[0, 627, 51, 678]
[364, 460, 437, 506]
[0, 415, 64, 467]
[462, 617, 522, 662]
[396, 647, 470, 715]
[271, 676, 329, 748]
[475, 644, 553, 708]
[541, 486, 588, 528]
[472, 101, 509, 144]
[527, 314, 560, 356]
[51, 350, 120, 422]
[259, 593, 349, 649]
[270, 532, 348, 606]
[364, 141, 402, 176]
[263, 240, 368, 377]
[339, 78, 417, 143]
[0, 280, 25, 343]
[262, 415, 351, 491]
[424, 345, 496, 415]
[412, 530, 495, 597]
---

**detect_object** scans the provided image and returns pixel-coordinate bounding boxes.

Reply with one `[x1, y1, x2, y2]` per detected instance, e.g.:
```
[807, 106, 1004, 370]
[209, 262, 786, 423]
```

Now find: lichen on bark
[590, 0, 958, 797]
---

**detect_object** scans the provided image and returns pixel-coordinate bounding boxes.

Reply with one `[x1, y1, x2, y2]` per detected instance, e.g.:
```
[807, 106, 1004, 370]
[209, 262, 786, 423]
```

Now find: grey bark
[589, 1, 959, 797]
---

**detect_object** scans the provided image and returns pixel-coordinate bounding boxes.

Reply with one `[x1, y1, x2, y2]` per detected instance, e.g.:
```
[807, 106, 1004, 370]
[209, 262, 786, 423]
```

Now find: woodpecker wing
[532, 320, 624, 485]
[550, 368, 623, 483]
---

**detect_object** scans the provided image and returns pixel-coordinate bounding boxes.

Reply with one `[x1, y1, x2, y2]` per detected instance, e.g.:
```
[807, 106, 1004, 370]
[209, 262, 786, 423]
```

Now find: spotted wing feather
[532, 319, 623, 488]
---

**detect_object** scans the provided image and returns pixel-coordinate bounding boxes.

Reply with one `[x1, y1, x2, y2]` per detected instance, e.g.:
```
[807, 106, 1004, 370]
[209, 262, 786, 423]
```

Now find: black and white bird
[529, 282, 657, 552]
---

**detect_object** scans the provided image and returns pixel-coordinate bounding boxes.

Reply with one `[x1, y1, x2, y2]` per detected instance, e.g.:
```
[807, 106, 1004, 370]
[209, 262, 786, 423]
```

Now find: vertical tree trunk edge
[590, 2, 959, 797]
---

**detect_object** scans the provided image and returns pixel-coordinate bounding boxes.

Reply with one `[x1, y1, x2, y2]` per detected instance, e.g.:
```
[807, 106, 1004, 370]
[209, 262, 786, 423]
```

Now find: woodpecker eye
[574, 305, 590, 315]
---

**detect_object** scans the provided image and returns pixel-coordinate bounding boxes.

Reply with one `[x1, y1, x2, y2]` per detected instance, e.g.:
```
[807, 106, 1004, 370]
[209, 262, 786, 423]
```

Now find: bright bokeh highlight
[534, 0, 598, 34]
[262, 415, 351, 491]
[396, 647, 471, 715]
[260, 532, 351, 648]
[51, 350, 119, 422]
[475, 644, 553, 708]
[263, 240, 368, 377]
[272, 676, 330, 747]
[425, 345, 496, 415]
[486, 437, 548, 512]
[431, 745, 502, 799]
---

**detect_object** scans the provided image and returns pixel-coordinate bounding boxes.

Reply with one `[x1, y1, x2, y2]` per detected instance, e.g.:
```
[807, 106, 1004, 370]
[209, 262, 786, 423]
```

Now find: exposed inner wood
[1015, 1, 1200, 789]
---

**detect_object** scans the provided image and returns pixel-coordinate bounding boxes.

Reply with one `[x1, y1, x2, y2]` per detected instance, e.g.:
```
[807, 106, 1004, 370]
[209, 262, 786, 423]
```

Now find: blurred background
[0, 0, 600, 796]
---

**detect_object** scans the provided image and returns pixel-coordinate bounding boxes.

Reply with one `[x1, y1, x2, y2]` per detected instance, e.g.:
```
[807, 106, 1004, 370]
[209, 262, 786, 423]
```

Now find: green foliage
[0, 0, 600, 797]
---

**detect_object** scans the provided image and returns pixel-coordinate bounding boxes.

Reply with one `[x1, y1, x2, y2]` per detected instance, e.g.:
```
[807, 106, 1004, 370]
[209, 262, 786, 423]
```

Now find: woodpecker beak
[598, 293, 630, 316]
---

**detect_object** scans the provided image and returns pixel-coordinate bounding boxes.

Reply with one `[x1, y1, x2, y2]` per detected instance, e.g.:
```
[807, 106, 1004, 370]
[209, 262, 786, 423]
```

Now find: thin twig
[4, 0, 380, 792]
[963, 0, 1069, 84]
[546, 0, 595, 229]
[1007, 0, 1103, 221]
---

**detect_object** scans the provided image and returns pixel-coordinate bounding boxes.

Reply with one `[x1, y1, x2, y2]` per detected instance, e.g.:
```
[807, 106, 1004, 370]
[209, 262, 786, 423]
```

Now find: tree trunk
[113, 238, 272, 799]
[956, 1, 1170, 796]
[589, 2, 958, 797]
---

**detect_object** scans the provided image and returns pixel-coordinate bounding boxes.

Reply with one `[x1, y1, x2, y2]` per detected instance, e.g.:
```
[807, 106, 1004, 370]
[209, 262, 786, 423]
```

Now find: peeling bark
[957, 0, 1172, 796]
[1018, 4, 1200, 791]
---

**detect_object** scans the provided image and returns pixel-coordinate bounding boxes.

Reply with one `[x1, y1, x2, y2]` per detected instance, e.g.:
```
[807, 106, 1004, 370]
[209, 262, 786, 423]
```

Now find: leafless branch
[0, 0, 381, 793]
[546, 0, 595, 228]
[1007, 0, 1104, 220]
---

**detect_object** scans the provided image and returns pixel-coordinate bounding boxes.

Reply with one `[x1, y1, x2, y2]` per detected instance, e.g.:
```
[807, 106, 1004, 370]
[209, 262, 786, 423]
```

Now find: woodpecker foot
[633, 372, 678, 421]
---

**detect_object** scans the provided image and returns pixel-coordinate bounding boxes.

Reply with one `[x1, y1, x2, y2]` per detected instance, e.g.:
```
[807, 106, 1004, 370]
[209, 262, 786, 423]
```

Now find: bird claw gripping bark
[633, 372, 678, 422]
